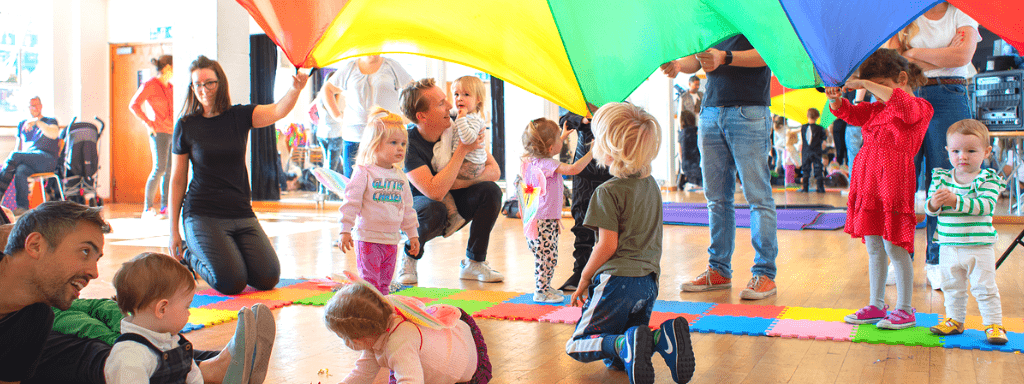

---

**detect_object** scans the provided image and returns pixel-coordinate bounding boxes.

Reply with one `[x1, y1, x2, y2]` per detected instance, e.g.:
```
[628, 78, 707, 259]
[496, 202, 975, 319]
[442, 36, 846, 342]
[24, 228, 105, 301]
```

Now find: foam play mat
[124, 280, 1021, 354]
[663, 202, 845, 230]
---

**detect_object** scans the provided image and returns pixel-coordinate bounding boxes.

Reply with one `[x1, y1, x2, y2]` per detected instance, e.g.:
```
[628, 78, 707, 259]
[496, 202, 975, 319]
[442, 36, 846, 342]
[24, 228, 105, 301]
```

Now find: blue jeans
[0, 150, 58, 209]
[699, 106, 778, 279]
[318, 137, 344, 175]
[845, 125, 863, 179]
[342, 140, 360, 178]
[565, 273, 657, 366]
[145, 133, 172, 212]
[915, 81, 971, 265]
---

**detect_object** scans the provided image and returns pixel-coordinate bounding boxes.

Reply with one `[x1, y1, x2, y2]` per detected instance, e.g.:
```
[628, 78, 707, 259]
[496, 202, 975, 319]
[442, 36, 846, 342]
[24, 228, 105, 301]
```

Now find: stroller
[54, 116, 105, 207]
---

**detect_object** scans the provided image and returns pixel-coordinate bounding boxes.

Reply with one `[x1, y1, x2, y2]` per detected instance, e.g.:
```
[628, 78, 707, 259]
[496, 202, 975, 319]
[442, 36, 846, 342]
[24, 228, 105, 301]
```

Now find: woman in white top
[319, 55, 413, 177]
[885, 1, 981, 288]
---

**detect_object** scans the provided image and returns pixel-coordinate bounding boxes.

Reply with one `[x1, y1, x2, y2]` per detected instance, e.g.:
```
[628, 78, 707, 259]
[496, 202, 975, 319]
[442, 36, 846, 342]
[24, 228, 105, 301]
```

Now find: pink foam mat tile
[538, 306, 582, 324]
[283, 280, 346, 291]
[767, 319, 857, 341]
[648, 312, 701, 330]
[473, 303, 561, 321]
[202, 298, 290, 311]
[706, 303, 787, 319]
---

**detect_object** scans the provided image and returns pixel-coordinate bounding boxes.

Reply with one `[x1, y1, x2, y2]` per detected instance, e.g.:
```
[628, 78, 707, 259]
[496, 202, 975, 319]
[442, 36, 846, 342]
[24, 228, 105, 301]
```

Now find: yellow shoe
[985, 325, 1009, 345]
[929, 318, 964, 335]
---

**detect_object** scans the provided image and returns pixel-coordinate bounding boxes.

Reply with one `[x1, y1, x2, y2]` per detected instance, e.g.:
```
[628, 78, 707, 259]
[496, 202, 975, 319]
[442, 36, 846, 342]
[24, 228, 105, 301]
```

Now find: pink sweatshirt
[339, 164, 418, 244]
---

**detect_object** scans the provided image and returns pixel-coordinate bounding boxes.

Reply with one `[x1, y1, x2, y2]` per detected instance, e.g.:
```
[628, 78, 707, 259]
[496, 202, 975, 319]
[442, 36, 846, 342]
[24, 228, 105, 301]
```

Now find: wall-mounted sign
[149, 26, 172, 41]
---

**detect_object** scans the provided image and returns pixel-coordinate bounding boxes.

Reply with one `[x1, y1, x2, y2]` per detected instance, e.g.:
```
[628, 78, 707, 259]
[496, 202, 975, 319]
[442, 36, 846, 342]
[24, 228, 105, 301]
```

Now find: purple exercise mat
[663, 202, 843, 231]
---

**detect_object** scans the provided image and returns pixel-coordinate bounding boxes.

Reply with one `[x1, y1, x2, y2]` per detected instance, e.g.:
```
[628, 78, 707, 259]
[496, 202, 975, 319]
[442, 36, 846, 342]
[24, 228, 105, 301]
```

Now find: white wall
[107, 0, 173, 44]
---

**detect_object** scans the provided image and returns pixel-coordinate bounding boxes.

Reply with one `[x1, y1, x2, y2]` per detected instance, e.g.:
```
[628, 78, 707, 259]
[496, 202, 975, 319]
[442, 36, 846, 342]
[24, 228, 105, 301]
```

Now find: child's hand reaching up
[339, 232, 354, 253]
[561, 121, 576, 141]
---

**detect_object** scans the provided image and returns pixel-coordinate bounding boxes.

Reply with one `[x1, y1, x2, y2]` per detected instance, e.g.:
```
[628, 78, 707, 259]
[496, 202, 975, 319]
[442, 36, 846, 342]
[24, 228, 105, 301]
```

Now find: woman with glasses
[167, 55, 309, 295]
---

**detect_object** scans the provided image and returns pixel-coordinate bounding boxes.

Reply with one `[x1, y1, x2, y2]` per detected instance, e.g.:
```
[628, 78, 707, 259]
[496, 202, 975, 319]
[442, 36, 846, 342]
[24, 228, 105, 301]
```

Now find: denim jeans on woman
[144, 132, 172, 212]
[915, 80, 971, 265]
[845, 125, 863, 180]
[699, 105, 778, 279]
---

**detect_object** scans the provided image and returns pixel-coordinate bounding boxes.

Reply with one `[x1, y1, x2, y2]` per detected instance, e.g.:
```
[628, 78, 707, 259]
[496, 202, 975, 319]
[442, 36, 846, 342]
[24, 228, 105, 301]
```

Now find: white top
[342, 316, 477, 384]
[431, 112, 489, 171]
[325, 58, 413, 140]
[339, 164, 419, 244]
[908, 5, 980, 78]
[104, 319, 203, 384]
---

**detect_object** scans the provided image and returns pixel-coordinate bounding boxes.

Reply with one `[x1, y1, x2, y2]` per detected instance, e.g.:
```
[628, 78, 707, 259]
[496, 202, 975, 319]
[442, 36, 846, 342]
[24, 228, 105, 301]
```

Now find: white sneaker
[533, 289, 564, 303]
[684, 183, 701, 191]
[885, 263, 896, 286]
[925, 264, 943, 291]
[396, 255, 418, 285]
[459, 259, 504, 282]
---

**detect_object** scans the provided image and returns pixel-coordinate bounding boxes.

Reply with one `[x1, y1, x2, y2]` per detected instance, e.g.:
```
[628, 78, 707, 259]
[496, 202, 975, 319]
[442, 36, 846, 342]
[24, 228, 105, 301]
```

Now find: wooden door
[110, 43, 171, 204]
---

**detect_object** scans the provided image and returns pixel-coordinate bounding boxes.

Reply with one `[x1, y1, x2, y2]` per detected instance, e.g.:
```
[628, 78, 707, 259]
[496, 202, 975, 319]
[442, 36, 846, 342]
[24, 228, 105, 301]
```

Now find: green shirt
[583, 176, 662, 278]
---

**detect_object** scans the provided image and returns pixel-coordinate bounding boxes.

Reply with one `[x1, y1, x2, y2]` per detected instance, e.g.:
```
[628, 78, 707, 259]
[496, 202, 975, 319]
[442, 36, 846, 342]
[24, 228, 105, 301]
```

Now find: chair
[27, 172, 65, 202]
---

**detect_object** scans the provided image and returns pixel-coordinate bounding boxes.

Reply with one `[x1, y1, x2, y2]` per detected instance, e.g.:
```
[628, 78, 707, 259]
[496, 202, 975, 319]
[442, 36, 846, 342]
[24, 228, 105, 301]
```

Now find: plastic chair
[27, 172, 65, 202]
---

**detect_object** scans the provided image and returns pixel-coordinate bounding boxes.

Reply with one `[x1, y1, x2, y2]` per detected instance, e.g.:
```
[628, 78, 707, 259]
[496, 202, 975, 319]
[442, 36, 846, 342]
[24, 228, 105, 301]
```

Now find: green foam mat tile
[431, 298, 497, 315]
[392, 287, 464, 299]
[293, 291, 336, 306]
[853, 324, 943, 347]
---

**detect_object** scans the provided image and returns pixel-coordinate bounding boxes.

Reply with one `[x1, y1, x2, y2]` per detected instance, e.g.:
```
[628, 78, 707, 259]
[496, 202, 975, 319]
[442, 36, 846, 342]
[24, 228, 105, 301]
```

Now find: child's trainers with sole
[986, 324, 1009, 345]
[620, 326, 655, 384]
[739, 275, 776, 300]
[680, 268, 731, 292]
[929, 318, 964, 335]
[532, 289, 564, 304]
[844, 304, 888, 325]
[654, 317, 695, 383]
[876, 308, 916, 330]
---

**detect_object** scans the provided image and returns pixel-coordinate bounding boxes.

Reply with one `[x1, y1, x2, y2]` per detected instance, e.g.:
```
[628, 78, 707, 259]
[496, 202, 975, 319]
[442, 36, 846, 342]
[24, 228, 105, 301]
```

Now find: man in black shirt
[662, 35, 780, 300]
[397, 78, 504, 284]
[0, 201, 109, 383]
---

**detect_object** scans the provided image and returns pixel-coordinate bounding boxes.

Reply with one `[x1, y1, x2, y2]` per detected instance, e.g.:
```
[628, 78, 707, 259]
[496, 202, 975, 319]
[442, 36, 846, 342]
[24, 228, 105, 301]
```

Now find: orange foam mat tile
[474, 303, 561, 321]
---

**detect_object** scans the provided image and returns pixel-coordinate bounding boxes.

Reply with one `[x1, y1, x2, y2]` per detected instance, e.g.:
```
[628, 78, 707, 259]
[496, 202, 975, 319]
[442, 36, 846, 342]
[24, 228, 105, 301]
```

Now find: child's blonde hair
[112, 252, 196, 316]
[323, 284, 394, 341]
[522, 118, 560, 159]
[452, 76, 486, 114]
[591, 102, 661, 178]
[356, 106, 408, 167]
[947, 119, 990, 144]
[787, 131, 799, 146]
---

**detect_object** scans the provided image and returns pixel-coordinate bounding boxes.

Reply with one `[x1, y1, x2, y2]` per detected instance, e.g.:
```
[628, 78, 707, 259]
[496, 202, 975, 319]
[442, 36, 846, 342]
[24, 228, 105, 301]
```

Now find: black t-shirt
[172, 105, 258, 219]
[0, 303, 54, 382]
[703, 35, 771, 107]
[403, 125, 436, 197]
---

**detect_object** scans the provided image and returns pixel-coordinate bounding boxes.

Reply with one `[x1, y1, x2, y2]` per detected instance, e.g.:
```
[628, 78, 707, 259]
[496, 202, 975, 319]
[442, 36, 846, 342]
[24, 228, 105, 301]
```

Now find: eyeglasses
[192, 80, 219, 91]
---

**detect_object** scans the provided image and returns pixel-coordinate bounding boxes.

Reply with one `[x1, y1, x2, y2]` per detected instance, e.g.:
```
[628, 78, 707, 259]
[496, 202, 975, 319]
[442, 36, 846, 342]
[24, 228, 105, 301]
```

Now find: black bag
[502, 175, 523, 218]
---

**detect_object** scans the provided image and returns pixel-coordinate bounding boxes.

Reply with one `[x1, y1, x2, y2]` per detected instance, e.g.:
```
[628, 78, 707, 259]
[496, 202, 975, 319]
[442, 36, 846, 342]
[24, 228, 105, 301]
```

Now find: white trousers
[940, 244, 1003, 325]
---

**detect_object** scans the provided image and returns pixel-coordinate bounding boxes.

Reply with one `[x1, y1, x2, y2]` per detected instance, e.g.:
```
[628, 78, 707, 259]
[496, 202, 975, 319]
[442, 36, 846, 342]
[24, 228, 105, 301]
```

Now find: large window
[0, 3, 53, 126]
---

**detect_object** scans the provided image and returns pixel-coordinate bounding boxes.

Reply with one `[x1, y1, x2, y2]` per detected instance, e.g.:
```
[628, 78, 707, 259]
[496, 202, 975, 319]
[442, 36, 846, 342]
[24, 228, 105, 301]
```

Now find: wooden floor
[82, 188, 1024, 384]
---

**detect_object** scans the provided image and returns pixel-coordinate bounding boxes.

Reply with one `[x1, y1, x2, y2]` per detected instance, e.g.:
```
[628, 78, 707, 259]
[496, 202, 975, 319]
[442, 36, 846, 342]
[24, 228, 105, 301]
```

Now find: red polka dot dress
[831, 88, 933, 253]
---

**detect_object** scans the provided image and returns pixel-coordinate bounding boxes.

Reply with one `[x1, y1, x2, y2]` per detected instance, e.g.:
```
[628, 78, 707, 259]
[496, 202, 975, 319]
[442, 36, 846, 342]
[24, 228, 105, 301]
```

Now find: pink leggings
[356, 241, 398, 294]
[784, 164, 797, 185]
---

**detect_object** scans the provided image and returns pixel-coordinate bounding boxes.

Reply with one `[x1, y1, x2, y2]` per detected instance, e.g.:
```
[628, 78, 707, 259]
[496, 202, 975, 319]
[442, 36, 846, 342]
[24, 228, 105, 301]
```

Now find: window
[0, 4, 53, 126]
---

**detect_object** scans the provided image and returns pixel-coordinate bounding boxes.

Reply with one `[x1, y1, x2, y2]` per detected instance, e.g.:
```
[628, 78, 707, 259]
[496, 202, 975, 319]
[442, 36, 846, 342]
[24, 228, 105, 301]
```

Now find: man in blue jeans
[0, 97, 62, 215]
[661, 35, 779, 300]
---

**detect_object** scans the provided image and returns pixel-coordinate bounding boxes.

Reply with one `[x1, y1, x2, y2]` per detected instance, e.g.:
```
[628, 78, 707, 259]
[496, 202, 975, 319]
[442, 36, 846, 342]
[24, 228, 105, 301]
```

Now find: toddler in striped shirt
[925, 119, 1008, 345]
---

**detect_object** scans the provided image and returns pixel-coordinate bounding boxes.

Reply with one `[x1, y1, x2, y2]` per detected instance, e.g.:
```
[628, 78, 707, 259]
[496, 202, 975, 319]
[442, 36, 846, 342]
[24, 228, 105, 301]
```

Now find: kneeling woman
[168, 55, 308, 294]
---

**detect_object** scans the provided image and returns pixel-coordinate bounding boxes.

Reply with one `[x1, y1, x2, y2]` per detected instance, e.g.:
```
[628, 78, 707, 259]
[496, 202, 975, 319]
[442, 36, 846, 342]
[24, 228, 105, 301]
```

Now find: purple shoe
[844, 304, 888, 325]
[877, 308, 916, 330]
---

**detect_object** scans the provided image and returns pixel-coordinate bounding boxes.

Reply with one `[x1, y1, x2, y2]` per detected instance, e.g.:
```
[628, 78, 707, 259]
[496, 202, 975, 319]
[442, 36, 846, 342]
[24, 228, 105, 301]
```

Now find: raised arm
[660, 55, 700, 78]
[557, 148, 594, 176]
[252, 71, 310, 128]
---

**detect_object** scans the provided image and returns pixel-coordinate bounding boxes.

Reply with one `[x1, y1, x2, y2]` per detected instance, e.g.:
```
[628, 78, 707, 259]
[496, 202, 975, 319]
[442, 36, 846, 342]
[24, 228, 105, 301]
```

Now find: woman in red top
[128, 54, 174, 219]
[826, 49, 932, 331]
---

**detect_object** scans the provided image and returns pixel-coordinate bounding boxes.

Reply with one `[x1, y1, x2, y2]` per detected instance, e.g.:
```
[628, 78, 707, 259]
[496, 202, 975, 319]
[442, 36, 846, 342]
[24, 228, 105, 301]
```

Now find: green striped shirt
[925, 168, 1005, 245]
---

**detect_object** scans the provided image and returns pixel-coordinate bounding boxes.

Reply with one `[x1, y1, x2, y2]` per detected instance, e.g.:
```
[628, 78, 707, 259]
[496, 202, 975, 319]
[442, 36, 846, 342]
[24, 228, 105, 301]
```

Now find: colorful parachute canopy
[769, 77, 828, 126]
[238, 0, 1023, 116]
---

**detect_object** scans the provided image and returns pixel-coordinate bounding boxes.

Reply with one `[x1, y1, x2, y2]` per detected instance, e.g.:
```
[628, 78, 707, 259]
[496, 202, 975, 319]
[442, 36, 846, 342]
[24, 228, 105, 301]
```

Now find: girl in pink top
[339, 107, 420, 293]
[520, 118, 593, 303]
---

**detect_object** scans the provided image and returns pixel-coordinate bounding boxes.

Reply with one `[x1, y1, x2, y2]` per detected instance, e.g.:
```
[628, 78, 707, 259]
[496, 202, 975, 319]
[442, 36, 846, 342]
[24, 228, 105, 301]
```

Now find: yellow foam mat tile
[241, 288, 327, 302]
[778, 307, 858, 322]
[188, 308, 238, 326]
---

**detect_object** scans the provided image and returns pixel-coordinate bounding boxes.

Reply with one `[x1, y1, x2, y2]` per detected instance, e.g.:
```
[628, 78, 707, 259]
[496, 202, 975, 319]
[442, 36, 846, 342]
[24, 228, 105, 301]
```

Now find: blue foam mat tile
[652, 300, 716, 315]
[191, 294, 232, 308]
[942, 329, 1024, 353]
[915, 312, 941, 328]
[690, 315, 776, 336]
[505, 293, 569, 306]
[180, 323, 204, 333]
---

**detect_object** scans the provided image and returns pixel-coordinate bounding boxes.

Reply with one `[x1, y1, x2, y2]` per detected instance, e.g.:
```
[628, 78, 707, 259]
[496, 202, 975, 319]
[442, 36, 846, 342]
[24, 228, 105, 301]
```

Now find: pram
[54, 116, 105, 207]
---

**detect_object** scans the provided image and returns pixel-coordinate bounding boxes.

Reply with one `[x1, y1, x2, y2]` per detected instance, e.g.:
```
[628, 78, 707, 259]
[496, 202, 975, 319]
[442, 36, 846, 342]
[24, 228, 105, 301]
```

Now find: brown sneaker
[739, 275, 777, 300]
[680, 269, 731, 292]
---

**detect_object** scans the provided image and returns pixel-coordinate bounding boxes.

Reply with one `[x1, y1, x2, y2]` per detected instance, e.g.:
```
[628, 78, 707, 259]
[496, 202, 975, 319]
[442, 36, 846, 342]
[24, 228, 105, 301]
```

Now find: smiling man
[0, 201, 109, 384]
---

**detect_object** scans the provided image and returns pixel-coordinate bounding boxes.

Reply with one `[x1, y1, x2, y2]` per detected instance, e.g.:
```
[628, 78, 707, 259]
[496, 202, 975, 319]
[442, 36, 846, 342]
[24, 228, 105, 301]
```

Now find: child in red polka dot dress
[826, 49, 933, 330]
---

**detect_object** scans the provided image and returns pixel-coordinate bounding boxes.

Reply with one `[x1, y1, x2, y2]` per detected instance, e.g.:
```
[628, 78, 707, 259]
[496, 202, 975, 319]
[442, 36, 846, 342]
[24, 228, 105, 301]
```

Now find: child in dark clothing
[801, 108, 827, 192]
[677, 109, 701, 190]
